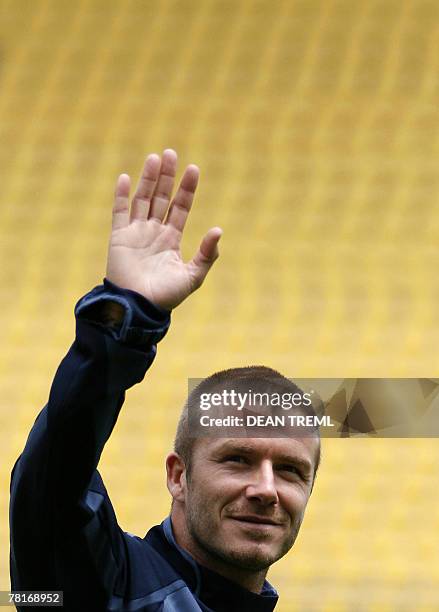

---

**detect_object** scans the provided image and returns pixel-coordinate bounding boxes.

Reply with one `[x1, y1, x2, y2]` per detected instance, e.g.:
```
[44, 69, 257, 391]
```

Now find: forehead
[195, 436, 320, 471]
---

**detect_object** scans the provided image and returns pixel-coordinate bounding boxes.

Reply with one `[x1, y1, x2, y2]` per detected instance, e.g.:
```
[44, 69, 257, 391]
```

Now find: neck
[170, 510, 268, 593]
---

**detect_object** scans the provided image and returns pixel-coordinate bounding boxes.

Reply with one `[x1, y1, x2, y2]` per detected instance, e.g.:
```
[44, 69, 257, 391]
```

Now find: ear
[166, 452, 187, 503]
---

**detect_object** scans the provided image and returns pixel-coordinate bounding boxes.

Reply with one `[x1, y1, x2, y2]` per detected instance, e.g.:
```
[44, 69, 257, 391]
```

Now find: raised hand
[105, 149, 222, 310]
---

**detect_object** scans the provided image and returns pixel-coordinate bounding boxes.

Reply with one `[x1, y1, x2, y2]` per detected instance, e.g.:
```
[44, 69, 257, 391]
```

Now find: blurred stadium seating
[1, 1, 439, 610]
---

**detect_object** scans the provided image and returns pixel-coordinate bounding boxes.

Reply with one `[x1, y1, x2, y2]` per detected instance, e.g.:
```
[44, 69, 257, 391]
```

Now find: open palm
[106, 150, 222, 310]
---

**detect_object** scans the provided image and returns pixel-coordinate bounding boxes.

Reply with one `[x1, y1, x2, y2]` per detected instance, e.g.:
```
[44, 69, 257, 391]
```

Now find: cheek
[188, 473, 242, 508]
[279, 486, 310, 518]
[187, 474, 219, 503]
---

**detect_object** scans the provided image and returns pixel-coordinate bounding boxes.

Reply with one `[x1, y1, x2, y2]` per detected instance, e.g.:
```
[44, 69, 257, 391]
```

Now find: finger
[148, 149, 178, 222]
[188, 226, 222, 288]
[165, 164, 199, 232]
[130, 153, 161, 222]
[112, 174, 131, 230]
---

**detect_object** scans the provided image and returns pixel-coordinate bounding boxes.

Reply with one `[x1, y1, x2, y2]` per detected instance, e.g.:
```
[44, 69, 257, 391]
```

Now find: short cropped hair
[174, 365, 321, 479]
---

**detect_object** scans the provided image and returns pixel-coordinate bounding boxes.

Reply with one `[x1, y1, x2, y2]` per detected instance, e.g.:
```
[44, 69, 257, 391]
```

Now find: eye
[223, 455, 247, 464]
[277, 464, 302, 477]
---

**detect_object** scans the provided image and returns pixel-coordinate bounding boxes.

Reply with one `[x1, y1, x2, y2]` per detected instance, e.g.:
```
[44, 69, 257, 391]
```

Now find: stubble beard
[185, 493, 302, 572]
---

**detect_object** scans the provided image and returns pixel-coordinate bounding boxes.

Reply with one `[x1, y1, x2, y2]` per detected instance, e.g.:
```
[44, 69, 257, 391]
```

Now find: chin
[220, 544, 280, 571]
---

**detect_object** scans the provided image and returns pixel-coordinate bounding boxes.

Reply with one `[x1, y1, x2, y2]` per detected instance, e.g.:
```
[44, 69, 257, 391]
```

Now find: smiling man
[167, 368, 321, 600]
[168, 430, 319, 594]
[9, 150, 319, 612]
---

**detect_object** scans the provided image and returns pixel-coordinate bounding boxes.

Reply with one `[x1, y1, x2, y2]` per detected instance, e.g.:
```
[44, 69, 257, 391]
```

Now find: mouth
[229, 515, 282, 527]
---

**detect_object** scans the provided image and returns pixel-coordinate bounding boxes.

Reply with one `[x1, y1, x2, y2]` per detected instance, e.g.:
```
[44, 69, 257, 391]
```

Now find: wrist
[75, 280, 171, 347]
[100, 301, 126, 327]
[79, 299, 125, 332]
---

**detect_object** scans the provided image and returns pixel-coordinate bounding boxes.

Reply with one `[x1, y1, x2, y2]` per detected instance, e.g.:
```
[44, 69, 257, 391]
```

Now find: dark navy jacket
[9, 280, 279, 611]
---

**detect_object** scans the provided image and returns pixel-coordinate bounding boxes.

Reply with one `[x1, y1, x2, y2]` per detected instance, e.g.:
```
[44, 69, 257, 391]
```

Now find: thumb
[188, 227, 223, 289]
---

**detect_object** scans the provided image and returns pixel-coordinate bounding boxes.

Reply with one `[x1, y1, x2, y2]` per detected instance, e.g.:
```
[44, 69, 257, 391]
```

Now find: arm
[9, 149, 222, 609]
[10, 280, 170, 609]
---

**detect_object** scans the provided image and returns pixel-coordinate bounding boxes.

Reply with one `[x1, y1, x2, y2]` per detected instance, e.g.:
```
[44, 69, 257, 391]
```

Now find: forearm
[17, 280, 168, 496]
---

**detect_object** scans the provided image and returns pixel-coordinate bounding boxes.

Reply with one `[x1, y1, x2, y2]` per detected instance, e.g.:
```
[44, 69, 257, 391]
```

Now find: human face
[183, 436, 318, 572]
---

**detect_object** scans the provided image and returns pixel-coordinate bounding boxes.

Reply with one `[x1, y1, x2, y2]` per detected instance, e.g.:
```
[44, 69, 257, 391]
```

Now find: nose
[245, 460, 279, 505]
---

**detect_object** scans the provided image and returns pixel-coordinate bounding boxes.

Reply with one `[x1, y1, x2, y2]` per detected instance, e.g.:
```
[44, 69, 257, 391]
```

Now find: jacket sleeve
[9, 279, 171, 611]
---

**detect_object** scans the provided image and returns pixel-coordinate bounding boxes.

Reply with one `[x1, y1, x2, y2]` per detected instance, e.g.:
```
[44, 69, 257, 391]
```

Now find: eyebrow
[213, 442, 313, 474]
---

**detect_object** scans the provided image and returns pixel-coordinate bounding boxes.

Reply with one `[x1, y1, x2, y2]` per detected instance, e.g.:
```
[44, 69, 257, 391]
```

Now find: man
[9, 149, 320, 611]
